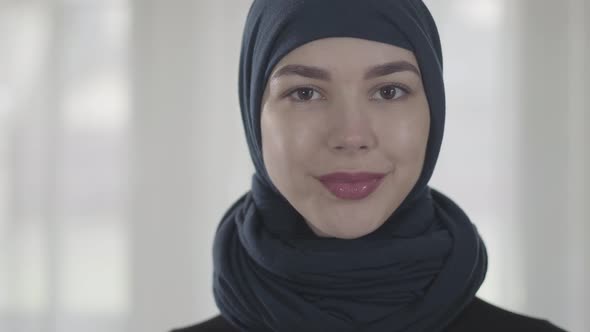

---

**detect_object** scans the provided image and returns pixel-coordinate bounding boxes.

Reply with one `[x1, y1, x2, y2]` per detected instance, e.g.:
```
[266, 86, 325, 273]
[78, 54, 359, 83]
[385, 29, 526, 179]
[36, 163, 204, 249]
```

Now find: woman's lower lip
[320, 176, 385, 200]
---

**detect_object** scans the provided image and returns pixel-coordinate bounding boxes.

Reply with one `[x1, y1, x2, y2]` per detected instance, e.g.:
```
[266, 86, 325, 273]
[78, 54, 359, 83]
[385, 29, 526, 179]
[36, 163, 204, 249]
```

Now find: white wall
[128, 1, 252, 331]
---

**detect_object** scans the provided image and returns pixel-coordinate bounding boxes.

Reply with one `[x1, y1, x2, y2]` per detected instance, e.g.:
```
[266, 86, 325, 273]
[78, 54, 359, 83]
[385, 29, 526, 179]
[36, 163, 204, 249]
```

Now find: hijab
[212, 0, 488, 331]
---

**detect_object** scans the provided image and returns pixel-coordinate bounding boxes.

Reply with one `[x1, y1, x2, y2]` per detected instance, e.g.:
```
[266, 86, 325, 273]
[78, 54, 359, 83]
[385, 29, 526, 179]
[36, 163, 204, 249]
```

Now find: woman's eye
[288, 87, 323, 102]
[372, 85, 408, 101]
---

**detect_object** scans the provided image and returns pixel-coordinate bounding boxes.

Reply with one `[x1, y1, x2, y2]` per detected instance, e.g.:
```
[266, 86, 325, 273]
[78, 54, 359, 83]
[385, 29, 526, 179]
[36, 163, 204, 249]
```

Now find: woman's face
[261, 37, 430, 239]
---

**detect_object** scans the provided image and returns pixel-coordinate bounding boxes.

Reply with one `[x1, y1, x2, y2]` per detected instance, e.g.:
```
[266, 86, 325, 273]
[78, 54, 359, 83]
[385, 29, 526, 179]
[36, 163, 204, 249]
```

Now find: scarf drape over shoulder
[212, 0, 488, 331]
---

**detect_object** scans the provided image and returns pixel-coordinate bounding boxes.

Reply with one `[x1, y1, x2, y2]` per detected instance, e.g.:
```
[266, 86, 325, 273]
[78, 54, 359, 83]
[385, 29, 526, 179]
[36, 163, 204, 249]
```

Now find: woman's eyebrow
[364, 61, 421, 79]
[271, 65, 331, 81]
[271, 60, 420, 82]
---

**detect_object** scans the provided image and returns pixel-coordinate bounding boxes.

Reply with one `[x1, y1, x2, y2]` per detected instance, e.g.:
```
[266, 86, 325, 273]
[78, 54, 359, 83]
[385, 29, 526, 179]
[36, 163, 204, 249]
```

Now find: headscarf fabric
[212, 0, 487, 331]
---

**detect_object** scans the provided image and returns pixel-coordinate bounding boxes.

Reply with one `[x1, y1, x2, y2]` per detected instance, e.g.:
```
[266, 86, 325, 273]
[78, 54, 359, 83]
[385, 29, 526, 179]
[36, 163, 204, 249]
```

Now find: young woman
[173, 0, 566, 331]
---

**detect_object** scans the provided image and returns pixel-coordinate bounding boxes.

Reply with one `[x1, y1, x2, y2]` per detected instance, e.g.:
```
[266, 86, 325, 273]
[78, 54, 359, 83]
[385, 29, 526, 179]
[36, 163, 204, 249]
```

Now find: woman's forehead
[272, 37, 419, 76]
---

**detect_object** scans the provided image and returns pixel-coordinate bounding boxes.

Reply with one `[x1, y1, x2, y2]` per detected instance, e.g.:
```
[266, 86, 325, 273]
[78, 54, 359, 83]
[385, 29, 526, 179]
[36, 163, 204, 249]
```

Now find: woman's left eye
[372, 85, 409, 101]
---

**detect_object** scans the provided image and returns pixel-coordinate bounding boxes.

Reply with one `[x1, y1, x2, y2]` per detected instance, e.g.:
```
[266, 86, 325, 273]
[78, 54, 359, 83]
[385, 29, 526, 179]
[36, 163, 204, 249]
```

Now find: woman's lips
[317, 172, 386, 200]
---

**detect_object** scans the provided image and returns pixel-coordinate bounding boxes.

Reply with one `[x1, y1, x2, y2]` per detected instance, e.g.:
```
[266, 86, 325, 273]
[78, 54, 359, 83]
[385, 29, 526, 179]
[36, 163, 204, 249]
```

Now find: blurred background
[0, 0, 587, 331]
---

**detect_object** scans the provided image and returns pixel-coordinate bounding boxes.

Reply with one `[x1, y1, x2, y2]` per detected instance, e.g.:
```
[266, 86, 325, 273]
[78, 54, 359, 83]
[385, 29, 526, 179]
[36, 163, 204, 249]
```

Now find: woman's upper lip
[317, 172, 386, 182]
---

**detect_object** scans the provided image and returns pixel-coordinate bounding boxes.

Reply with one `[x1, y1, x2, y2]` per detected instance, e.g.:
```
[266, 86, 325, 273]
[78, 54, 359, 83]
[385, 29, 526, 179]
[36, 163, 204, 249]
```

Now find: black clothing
[214, 0, 487, 330]
[171, 297, 567, 332]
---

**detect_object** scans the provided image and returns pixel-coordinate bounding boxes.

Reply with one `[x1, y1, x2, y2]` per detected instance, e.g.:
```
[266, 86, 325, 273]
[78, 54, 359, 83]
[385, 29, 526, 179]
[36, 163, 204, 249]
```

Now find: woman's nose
[327, 104, 377, 153]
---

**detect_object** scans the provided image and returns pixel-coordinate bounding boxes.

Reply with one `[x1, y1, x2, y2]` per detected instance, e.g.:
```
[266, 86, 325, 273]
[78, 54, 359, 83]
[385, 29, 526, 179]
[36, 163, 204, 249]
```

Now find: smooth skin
[261, 37, 431, 239]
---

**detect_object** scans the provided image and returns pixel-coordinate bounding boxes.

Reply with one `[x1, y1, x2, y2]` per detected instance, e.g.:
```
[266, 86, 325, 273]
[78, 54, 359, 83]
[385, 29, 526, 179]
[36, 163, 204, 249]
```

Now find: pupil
[298, 88, 313, 100]
[381, 87, 396, 99]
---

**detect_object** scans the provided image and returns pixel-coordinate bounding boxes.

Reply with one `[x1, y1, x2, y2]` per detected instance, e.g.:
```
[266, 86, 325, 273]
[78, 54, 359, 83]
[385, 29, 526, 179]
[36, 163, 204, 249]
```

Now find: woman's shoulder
[170, 297, 567, 332]
[445, 297, 567, 332]
[170, 315, 237, 332]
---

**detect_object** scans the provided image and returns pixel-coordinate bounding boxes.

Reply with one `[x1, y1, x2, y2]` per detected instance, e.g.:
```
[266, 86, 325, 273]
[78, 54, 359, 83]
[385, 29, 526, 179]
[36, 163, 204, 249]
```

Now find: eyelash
[284, 84, 412, 103]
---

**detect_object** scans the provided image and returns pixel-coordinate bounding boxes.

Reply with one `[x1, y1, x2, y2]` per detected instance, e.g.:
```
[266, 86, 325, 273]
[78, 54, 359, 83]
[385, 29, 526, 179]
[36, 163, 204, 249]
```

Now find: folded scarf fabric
[213, 0, 488, 331]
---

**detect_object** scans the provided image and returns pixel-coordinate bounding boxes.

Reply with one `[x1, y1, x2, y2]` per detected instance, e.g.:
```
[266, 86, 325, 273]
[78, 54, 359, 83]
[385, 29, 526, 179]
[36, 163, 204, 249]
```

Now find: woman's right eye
[287, 87, 323, 102]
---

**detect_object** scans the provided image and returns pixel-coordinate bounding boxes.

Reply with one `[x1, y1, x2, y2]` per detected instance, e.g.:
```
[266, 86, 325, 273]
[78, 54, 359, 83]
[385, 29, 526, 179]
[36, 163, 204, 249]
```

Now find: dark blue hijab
[212, 0, 487, 331]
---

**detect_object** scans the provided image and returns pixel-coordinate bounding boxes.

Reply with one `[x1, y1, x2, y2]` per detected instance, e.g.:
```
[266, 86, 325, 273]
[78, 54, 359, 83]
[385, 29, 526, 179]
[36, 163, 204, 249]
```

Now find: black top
[170, 297, 567, 332]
